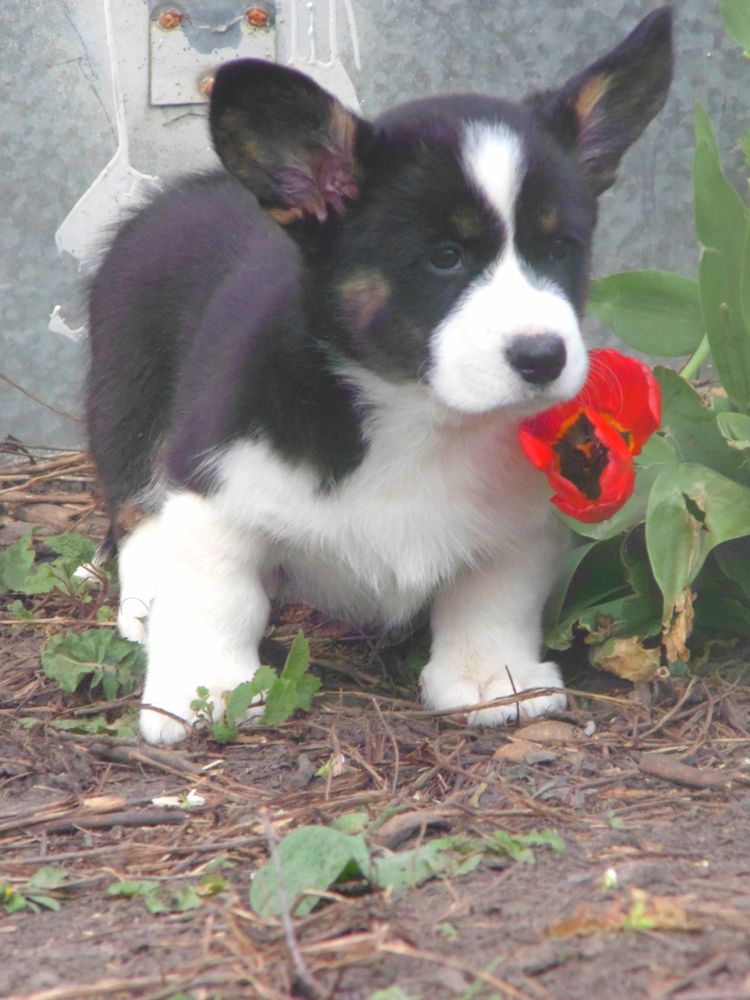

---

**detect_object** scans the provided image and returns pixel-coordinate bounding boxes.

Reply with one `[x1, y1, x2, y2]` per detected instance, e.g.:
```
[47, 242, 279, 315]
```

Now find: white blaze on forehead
[463, 122, 525, 231]
[427, 122, 588, 415]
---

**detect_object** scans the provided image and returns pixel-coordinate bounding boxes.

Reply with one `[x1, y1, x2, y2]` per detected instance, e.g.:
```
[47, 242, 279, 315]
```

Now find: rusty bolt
[246, 6, 271, 28]
[158, 9, 186, 30]
[198, 74, 215, 98]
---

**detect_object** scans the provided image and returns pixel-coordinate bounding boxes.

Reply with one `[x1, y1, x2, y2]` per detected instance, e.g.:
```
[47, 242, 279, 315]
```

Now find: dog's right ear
[209, 60, 368, 224]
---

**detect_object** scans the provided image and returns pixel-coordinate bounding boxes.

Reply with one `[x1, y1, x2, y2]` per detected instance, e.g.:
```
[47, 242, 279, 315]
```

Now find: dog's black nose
[505, 334, 567, 385]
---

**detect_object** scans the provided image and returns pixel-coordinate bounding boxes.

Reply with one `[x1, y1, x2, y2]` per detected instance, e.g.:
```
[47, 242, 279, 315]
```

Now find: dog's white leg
[421, 521, 566, 724]
[117, 516, 160, 643]
[139, 491, 270, 745]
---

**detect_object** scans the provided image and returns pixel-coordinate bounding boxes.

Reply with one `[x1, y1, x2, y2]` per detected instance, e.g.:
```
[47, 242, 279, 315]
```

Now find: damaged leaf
[646, 463, 750, 611]
[662, 588, 695, 664]
[589, 635, 661, 682]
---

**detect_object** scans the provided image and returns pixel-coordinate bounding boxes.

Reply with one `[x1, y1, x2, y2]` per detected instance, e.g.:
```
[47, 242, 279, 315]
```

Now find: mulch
[2, 445, 750, 1000]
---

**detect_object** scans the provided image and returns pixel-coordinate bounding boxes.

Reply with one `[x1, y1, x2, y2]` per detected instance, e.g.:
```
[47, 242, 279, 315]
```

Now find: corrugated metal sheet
[0, 0, 742, 445]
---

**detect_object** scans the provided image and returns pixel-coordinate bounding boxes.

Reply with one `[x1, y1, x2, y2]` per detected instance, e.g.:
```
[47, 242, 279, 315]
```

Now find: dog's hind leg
[139, 491, 270, 745]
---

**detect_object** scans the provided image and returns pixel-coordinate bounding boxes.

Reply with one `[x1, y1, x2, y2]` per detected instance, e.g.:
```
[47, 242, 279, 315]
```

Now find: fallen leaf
[493, 738, 539, 762]
[516, 720, 582, 744]
[547, 888, 701, 938]
[590, 635, 661, 682]
[662, 588, 694, 664]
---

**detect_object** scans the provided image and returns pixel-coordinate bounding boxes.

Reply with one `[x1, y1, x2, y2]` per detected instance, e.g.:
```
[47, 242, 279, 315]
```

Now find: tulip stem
[680, 335, 711, 382]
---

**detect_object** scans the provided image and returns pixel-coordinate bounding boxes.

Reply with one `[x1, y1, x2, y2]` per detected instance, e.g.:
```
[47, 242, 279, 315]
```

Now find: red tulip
[519, 349, 661, 523]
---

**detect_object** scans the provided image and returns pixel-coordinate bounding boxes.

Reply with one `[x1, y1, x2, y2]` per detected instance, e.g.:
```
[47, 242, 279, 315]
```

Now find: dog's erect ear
[532, 7, 673, 196]
[209, 59, 368, 224]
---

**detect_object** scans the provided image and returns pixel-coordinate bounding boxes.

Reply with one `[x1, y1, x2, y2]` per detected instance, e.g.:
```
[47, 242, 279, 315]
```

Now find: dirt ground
[2, 448, 750, 1000]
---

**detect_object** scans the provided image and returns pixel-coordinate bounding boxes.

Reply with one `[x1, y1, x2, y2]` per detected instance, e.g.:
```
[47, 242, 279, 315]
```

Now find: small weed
[107, 874, 227, 914]
[41, 628, 144, 700]
[438, 921, 458, 940]
[486, 827, 565, 864]
[0, 532, 97, 598]
[250, 822, 564, 918]
[191, 632, 321, 742]
[1, 867, 69, 914]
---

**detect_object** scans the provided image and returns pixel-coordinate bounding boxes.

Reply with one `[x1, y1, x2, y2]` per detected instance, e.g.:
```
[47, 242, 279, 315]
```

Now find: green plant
[106, 874, 227, 914]
[249, 822, 563, 918]
[0, 531, 97, 598]
[41, 628, 145, 699]
[548, 0, 750, 678]
[191, 632, 321, 741]
[1, 867, 69, 914]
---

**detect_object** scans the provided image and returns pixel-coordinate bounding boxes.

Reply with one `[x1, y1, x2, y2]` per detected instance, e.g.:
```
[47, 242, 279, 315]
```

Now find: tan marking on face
[329, 100, 358, 156]
[451, 209, 484, 240]
[573, 73, 610, 128]
[338, 270, 391, 332]
[268, 206, 305, 226]
[540, 207, 558, 233]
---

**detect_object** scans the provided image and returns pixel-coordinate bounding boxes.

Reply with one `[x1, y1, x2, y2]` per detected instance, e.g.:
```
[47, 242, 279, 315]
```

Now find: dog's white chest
[214, 383, 548, 625]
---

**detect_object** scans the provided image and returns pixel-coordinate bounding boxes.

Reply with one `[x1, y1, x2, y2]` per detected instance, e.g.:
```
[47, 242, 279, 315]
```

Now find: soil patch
[2, 449, 750, 1000]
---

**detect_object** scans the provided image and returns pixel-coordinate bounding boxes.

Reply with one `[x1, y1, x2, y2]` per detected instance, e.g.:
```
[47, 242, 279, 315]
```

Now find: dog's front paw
[139, 658, 263, 745]
[420, 658, 565, 725]
[469, 662, 566, 724]
[118, 596, 151, 644]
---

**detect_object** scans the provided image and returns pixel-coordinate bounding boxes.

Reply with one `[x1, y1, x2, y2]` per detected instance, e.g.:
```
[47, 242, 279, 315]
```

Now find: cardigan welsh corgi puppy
[86, 8, 673, 743]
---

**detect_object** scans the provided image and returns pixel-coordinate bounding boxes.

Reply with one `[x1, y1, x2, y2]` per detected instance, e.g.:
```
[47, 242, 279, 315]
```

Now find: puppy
[86, 8, 673, 744]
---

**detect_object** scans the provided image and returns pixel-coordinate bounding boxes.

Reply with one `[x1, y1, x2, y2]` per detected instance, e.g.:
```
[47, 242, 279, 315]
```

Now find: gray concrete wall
[0, 0, 743, 446]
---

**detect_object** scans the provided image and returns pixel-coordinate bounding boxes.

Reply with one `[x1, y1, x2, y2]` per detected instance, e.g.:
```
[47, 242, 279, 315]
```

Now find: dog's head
[210, 7, 672, 416]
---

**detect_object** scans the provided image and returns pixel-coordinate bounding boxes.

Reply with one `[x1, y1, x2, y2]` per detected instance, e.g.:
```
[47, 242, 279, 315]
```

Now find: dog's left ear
[209, 59, 369, 224]
[532, 6, 673, 196]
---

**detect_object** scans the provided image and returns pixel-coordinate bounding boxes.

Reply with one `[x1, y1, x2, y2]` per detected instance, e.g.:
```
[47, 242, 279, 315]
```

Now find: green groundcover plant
[547, 0, 750, 680]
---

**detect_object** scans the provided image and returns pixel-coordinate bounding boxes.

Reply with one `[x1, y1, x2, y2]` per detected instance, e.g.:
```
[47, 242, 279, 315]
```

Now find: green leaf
[260, 633, 321, 726]
[2, 889, 28, 914]
[0, 532, 97, 596]
[250, 826, 371, 918]
[694, 106, 750, 410]
[25, 894, 61, 912]
[8, 598, 34, 620]
[372, 836, 482, 890]
[170, 886, 202, 912]
[742, 130, 750, 170]
[42, 629, 145, 697]
[46, 533, 96, 569]
[0, 533, 53, 595]
[646, 464, 750, 610]
[719, 0, 750, 49]
[26, 867, 69, 890]
[488, 828, 564, 864]
[740, 218, 750, 341]
[713, 537, 750, 602]
[588, 271, 705, 356]
[543, 540, 597, 640]
[717, 411, 750, 451]
[656, 367, 749, 482]
[224, 665, 277, 726]
[107, 880, 161, 898]
[693, 563, 750, 636]
[548, 592, 661, 652]
[330, 809, 371, 835]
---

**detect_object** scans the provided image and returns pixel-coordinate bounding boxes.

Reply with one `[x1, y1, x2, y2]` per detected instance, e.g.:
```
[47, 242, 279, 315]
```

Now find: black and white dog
[86, 9, 672, 744]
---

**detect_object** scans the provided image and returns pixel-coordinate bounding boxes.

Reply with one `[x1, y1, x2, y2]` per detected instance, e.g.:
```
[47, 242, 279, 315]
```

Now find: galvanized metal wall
[0, 0, 743, 446]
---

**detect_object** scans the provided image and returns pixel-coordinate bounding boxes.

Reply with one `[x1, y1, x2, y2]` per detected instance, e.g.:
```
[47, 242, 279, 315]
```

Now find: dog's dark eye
[547, 236, 577, 262]
[427, 243, 463, 273]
